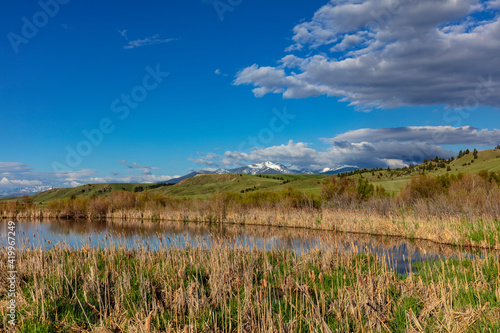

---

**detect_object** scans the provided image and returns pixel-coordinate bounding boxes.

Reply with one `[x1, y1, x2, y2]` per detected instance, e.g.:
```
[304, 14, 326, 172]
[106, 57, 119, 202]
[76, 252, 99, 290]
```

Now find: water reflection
[0, 219, 486, 274]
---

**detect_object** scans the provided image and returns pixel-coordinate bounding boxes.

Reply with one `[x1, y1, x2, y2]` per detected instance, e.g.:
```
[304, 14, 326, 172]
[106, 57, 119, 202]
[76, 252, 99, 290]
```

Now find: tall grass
[2, 171, 500, 248]
[1, 239, 498, 332]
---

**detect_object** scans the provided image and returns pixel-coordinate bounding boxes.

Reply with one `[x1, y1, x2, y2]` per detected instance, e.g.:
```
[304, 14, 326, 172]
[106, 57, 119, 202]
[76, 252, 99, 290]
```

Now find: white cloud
[189, 152, 222, 167]
[235, 0, 500, 108]
[0, 177, 42, 187]
[88, 174, 176, 184]
[488, 0, 500, 9]
[327, 126, 500, 146]
[190, 126, 500, 170]
[0, 162, 33, 174]
[217, 139, 454, 169]
[121, 33, 176, 49]
[118, 29, 128, 39]
[215, 68, 228, 76]
[379, 159, 408, 169]
[118, 159, 157, 169]
[0, 161, 175, 197]
[235, 65, 287, 97]
[222, 141, 318, 166]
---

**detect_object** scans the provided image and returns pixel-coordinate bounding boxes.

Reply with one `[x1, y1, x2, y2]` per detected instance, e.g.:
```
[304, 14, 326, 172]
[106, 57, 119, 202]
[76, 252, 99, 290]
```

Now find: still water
[0, 219, 483, 274]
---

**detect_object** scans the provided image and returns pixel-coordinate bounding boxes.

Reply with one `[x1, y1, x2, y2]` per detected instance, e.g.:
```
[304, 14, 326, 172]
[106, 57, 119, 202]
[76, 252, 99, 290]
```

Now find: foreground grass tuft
[1, 240, 499, 332]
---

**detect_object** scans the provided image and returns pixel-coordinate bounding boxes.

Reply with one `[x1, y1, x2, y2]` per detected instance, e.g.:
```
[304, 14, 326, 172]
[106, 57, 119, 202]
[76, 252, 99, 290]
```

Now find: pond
[0, 219, 484, 275]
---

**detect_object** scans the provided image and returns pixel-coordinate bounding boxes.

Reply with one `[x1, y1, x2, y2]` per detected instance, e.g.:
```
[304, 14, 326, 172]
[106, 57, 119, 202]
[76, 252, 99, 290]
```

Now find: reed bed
[3, 205, 499, 250]
[0, 237, 498, 332]
[2, 172, 500, 248]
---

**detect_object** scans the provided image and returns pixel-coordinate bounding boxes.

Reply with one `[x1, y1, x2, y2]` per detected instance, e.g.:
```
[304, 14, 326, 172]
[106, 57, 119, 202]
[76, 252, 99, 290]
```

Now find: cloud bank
[191, 126, 500, 170]
[234, 0, 500, 108]
[0, 160, 175, 197]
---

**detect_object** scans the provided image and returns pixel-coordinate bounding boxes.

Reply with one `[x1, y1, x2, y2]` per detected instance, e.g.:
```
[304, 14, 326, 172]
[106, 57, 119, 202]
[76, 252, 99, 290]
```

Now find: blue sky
[1, 0, 500, 194]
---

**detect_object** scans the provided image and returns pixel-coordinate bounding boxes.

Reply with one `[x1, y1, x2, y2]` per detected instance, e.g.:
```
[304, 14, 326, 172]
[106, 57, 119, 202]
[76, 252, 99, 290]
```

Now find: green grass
[359, 148, 500, 194]
[6, 246, 499, 332]
[5, 148, 500, 202]
[145, 174, 326, 198]
[4, 183, 155, 204]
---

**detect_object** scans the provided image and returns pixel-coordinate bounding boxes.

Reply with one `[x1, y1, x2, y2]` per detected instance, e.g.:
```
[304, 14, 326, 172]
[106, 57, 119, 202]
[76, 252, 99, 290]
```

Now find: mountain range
[0, 162, 358, 197]
[0, 185, 53, 198]
[162, 161, 358, 184]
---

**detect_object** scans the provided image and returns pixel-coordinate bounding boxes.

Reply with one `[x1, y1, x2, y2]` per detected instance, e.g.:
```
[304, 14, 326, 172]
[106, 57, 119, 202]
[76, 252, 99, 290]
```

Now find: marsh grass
[2, 172, 500, 248]
[0, 238, 499, 332]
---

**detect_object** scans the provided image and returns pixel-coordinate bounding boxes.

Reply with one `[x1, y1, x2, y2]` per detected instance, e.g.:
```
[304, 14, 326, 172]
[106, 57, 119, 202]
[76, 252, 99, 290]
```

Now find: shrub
[321, 176, 356, 200]
[108, 191, 136, 210]
[399, 175, 443, 203]
[356, 178, 374, 201]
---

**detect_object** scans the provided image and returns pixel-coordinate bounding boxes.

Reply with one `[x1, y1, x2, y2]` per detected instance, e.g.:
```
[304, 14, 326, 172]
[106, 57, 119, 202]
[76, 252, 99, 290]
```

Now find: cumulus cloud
[88, 174, 176, 184]
[190, 126, 500, 170]
[222, 141, 319, 166]
[118, 160, 158, 171]
[235, 0, 500, 108]
[488, 0, 500, 9]
[0, 160, 175, 197]
[214, 69, 228, 76]
[188, 153, 222, 167]
[0, 177, 42, 186]
[199, 139, 454, 170]
[0, 162, 33, 174]
[327, 126, 500, 146]
[0, 163, 97, 195]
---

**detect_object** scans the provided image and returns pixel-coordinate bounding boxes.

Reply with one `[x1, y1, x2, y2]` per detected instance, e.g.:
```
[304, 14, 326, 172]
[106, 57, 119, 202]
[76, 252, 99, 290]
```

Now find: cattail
[308, 270, 316, 283]
[144, 310, 153, 333]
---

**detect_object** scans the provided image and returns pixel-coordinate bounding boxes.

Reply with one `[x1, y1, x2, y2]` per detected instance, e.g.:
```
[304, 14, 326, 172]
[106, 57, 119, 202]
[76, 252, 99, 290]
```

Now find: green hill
[149, 173, 326, 197]
[369, 148, 500, 194]
[5, 148, 500, 203]
[26, 183, 156, 204]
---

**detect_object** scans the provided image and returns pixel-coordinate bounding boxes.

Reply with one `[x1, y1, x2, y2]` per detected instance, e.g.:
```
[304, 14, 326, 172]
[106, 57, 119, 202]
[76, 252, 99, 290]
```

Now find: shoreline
[2, 207, 499, 251]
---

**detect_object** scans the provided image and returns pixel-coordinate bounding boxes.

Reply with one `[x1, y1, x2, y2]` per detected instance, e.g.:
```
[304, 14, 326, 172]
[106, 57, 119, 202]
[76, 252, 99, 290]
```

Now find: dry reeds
[1, 238, 498, 332]
[2, 172, 500, 248]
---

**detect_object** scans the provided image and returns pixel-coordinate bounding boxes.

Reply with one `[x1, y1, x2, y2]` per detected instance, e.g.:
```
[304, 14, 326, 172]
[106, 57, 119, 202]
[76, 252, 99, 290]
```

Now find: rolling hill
[4, 148, 500, 203]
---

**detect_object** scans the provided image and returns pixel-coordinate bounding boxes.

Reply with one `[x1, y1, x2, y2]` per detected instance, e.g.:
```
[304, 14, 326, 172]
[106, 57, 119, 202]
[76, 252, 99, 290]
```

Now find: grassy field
[25, 183, 152, 204]
[1, 150, 499, 332]
[150, 174, 326, 198]
[368, 148, 500, 194]
[2, 240, 498, 332]
[3, 174, 330, 203]
[4, 148, 499, 203]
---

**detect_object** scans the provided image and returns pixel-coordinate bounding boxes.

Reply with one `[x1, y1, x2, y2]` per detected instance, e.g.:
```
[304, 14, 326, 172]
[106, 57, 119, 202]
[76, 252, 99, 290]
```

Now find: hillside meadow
[3, 148, 498, 205]
[1, 149, 500, 332]
[2, 149, 500, 249]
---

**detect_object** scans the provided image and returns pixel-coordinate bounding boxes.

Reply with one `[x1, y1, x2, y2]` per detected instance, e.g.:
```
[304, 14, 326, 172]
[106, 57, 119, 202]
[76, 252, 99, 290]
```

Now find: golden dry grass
[0, 238, 498, 332]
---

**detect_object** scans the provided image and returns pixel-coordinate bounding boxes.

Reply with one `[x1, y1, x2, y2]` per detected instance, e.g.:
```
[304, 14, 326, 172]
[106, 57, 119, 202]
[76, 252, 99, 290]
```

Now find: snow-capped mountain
[231, 161, 313, 175]
[161, 162, 358, 184]
[0, 185, 53, 198]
